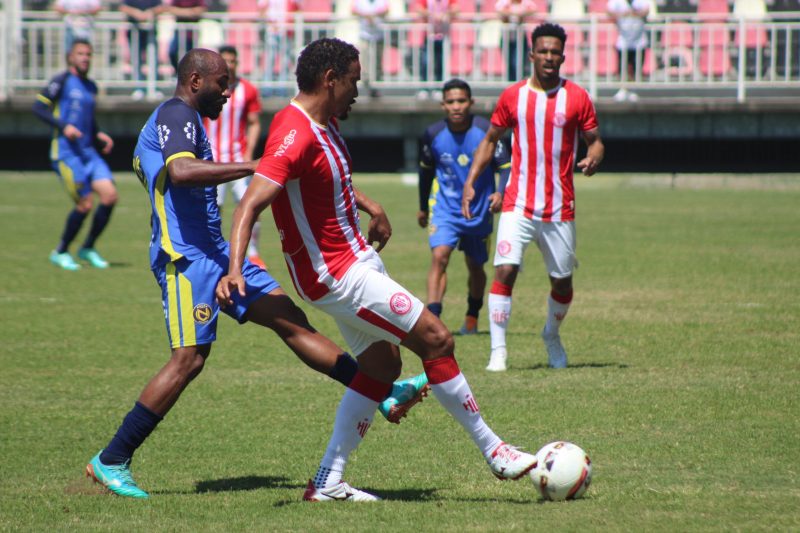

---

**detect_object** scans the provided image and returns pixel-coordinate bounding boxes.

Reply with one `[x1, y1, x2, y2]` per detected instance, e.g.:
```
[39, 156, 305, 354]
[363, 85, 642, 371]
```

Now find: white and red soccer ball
[530, 441, 592, 501]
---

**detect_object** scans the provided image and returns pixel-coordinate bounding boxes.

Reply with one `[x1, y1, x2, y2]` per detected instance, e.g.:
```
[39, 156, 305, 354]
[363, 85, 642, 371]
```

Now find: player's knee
[76, 196, 93, 213]
[425, 321, 454, 358]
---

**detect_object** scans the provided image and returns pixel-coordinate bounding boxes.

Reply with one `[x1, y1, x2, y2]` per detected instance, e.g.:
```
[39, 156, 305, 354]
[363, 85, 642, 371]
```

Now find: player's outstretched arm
[354, 186, 391, 252]
[168, 157, 258, 187]
[576, 128, 604, 176]
[463, 124, 506, 220]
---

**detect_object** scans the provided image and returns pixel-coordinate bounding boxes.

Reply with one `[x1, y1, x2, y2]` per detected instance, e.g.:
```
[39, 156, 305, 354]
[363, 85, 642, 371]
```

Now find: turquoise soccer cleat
[78, 248, 109, 269]
[378, 373, 430, 424]
[86, 451, 149, 499]
[49, 250, 81, 271]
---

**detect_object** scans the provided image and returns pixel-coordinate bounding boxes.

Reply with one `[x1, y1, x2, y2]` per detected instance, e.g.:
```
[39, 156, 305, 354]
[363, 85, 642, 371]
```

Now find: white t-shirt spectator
[607, 0, 651, 50]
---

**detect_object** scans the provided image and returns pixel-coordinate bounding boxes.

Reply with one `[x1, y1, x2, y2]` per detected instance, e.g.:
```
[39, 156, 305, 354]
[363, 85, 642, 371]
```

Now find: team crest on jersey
[457, 153, 470, 167]
[193, 303, 212, 323]
[554, 112, 567, 128]
[497, 240, 512, 256]
[184, 121, 196, 143]
[157, 124, 170, 149]
[389, 292, 412, 315]
[274, 129, 297, 157]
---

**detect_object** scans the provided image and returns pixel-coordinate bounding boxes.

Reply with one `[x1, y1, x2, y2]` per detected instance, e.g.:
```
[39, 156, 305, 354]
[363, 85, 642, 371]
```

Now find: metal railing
[4, 11, 800, 102]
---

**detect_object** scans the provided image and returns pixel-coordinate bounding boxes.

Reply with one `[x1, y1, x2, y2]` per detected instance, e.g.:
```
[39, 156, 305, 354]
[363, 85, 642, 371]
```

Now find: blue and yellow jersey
[419, 115, 511, 234]
[133, 97, 224, 269]
[33, 70, 99, 161]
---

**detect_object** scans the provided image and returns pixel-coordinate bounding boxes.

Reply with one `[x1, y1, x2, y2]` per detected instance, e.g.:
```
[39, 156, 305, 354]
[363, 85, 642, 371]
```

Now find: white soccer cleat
[488, 443, 538, 480]
[302, 480, 381, 502]
[486, 347, 507, 372]
[541, 329, 568, 369]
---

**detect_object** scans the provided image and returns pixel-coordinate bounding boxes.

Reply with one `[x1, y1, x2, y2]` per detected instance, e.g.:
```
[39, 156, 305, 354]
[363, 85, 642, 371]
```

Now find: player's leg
[87, 258, 220, 498]
[50, 158, 91, 270]
[78, 159, 117, 268]
[426, 220, 459, 318]
[486, 212, 533, 371]
[538, 221, 577, 368]
[458, 234, 490, 335]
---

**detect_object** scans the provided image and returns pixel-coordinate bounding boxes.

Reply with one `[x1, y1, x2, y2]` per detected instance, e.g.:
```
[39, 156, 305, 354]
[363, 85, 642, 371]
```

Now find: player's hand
[461, 183, 476, 220]
[577, 156, 599, 176]
[488, 192, 503, 213]
[97, 132, 114, 155]
[368, 210, 392, 252]
[63, 124, 82, 141]
[215, 273, 246, 308]
[417, 210, 428, 228]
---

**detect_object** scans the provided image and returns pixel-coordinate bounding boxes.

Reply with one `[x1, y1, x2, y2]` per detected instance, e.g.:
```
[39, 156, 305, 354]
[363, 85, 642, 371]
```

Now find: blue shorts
[429, 219, 491, 265]
[152, 248, 280, 348]
[52, 150, 113, 203]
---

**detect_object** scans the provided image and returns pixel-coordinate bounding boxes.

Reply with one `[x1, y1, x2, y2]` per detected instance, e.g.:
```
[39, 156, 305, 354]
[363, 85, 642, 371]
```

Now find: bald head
[177, 49, 227, 86]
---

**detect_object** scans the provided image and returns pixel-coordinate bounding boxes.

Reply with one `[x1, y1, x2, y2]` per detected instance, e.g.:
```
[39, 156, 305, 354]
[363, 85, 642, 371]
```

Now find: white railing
[5, 12, 800, 102]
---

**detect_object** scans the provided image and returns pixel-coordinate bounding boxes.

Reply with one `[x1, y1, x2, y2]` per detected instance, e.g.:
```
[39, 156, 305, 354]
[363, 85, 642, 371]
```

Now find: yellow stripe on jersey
[165, 151, 196, 166]
[50, 103, 61, 160]
[178, 268, 196, 346]
[58, 161, 80, 203]
[166, 263, 182, 348]
[37, 94, 53, 105]
[428, 178, 440, 213]
[498, 162, 511, 169]
[154, 166, 184, 262]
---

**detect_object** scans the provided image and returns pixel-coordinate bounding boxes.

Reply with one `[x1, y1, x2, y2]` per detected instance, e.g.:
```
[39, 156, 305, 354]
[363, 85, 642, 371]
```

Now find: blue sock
[100, 402, 163, 465]
[328, 352, 358, 387]
[56, 209, 87, 254]
[467, 296, 483, 319]
[82, 204, 114, 249]
[427, 302, 442, 317]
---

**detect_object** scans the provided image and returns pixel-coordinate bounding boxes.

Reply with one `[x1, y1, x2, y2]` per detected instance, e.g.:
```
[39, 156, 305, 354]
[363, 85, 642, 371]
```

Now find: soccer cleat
[302, 479, 380, 502]
[86, 451, 149, 499]
[488, 442, 538, 480]
[78, 248, 109, 269]
[50, 250, 81, 271]
[458, 315, 478, 335]
[247, 254, 267, 270]
[485, 347, 507, 372]
[378, 373, 430, 424]
[542, 329, 568, 369]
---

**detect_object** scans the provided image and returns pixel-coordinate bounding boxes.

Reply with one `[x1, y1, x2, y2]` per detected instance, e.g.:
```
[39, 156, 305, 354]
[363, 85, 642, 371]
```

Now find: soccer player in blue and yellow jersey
[33, 39, 117, 270]
[84, 49, 428, 499]
[417, 79, 511, 334]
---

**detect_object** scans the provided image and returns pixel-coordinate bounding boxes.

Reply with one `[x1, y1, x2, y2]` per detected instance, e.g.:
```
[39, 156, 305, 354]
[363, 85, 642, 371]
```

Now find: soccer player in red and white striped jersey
[463, 23, 605, 371]
[202, 45, 266, 268]
[217, 38, 537, 501]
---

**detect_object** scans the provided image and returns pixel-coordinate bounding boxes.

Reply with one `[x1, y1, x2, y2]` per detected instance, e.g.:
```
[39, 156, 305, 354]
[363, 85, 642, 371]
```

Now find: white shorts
[310, 253, 425, 356]
[493, 211, 577, 279]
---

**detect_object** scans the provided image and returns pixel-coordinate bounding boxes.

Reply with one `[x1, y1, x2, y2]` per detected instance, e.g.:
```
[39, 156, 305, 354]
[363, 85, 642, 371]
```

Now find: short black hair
[177, 48, 224, 85]
[70, 38, 92, 51]
[530, 22, 568, 46]
[442, 78, 471, 99]
[218, 45, 237, 57]
[295, 38, 360, 93]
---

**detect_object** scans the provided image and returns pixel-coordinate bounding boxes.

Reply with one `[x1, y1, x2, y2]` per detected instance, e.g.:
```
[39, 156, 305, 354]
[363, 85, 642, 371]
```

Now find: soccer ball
[530, 441, 592, 501]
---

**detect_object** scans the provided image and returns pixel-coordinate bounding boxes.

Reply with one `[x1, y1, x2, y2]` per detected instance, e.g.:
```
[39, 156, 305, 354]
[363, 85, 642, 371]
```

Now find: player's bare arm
[167, 157, 258, 187]
[96, 131, 114, 155]
[576, 128, 604, 176]
[244, 111, 261, 161]
[216, 176, 283, 307]
[354, 186, 392, 252]
[417, 210, 428, 228]
[462, 124, 507, 220]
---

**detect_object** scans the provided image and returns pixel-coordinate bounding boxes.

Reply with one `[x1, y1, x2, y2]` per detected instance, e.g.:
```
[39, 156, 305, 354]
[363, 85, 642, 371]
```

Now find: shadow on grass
[272, 487, 440, 506]
[195, 475, 303, 493]
[521, 362, 628, 370]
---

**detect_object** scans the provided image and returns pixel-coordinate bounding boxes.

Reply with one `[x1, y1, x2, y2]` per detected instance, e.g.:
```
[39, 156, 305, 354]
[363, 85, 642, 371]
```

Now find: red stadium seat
[480, 46, 505, 76]
[451, 22, 477, 46]
[561, 23, 585, 75]
[699, 45, 731, 76]
[450, 44, 475, 75]
[302, 0, 333, 21]
[382, 46, 403, 76]
[697, 0, 730, 20]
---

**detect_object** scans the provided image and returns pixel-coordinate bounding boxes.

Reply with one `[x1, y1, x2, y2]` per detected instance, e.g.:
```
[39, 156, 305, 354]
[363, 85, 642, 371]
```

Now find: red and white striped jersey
[491, 79, 598, 222]
[254, 101, 371, 301]
[203, 78, 261, 163]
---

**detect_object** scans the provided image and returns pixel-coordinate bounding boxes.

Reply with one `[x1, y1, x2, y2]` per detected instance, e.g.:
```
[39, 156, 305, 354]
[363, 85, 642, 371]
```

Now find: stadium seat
[697, 0, 730, 19]
[733, 0, 767, 18]
[382, 46, 403, 77]
[480, 46, 506, 77]
[302, 0, 333, 21]
[587, 0, 610, 15]
[225, 0, 258, 75]
[450, 43, 475, 75]
[594, 25, 620, 77]
[549, 0, 586, 20]
[561, 23, 585, 76]
[699, 44, 732, 76]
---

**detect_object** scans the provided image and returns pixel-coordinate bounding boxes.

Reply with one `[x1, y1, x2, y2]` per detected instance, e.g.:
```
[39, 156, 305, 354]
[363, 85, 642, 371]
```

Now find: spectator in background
[258, 0, 297, 96]
[119, 0, 163, 97]
[412, 0, 457, 98]
[54, 0, 102, 51]
[162, 0, 207, 71]
[608, 0, 650, 102]
[495, 0, 538, 82]
[353, 0, 390, 96]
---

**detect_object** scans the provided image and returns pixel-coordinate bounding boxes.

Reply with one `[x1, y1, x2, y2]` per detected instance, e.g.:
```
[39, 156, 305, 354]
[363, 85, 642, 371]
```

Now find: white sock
[314, 388, 377, 488]
[544, 292, 571, 337]
[488, 292, 512, 351]
[430, 373, 502, 459]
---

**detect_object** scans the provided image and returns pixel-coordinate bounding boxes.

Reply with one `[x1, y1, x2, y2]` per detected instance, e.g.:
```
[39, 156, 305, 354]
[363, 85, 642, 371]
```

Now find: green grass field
[1, 171, 798, 531]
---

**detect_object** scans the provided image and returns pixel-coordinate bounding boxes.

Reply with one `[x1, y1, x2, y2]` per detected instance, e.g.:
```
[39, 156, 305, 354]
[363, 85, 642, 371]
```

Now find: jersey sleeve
[32, 72, 69, 130]
[254, 122, 299, 188]
[578, 89, 599, 132]
[418, 128, 437, 211]
[492, 135, 512, 193]
[156, 102, 204, 163]
[245, 81, 262, 115]
[491, 87, 516, 129]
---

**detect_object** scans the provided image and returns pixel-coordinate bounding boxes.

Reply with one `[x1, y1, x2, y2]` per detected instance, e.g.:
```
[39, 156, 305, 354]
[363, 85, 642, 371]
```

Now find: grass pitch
[1, 171, 798, 531]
